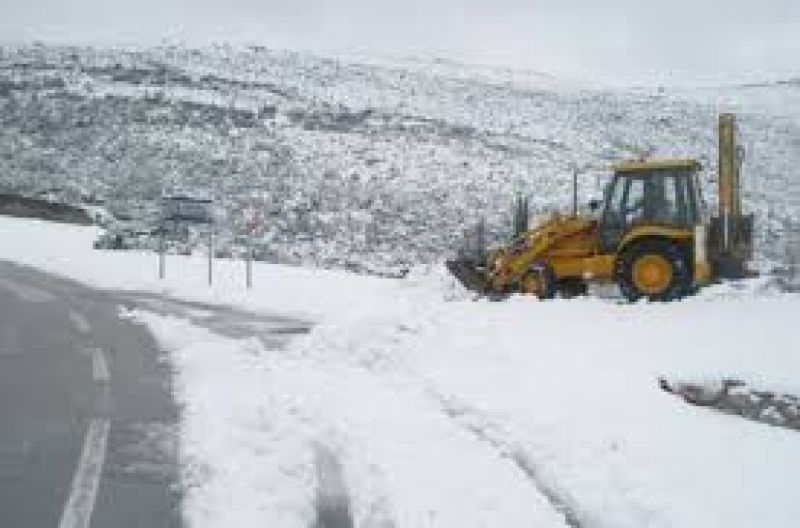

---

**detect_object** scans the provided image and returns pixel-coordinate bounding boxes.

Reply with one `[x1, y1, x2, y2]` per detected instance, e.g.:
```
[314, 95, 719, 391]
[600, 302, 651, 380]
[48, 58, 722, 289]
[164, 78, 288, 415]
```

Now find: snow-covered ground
[3, 216, 800, 527]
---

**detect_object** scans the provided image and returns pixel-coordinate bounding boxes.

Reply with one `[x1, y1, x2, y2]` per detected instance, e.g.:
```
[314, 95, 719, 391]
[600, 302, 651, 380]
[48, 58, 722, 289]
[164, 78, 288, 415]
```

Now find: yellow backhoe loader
[447, 113, 754, 301]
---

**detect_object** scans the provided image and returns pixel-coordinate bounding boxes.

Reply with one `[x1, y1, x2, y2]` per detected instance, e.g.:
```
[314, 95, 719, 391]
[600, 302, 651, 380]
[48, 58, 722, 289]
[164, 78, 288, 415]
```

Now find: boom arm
[710, 113, 754, 278]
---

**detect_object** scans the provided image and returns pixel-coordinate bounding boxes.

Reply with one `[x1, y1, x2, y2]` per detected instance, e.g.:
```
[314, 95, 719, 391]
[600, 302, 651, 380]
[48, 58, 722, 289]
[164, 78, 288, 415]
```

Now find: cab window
[600, 168, 699, 250]
[604, 170, 697, 228]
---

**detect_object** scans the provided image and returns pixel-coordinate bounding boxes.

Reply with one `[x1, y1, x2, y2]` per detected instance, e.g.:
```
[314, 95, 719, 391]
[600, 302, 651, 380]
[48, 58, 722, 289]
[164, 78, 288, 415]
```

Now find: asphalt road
[0, 261, 181, 528]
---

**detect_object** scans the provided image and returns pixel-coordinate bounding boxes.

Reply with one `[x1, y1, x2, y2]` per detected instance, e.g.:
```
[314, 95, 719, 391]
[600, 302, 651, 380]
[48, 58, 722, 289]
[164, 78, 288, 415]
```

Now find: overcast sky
[2, 0, 799, 80]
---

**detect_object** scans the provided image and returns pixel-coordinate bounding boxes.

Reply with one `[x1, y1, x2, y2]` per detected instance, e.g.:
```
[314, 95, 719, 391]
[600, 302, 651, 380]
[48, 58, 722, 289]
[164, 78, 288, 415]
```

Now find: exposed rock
[0, 193, 92, 225]
[660, 377, 800, 432]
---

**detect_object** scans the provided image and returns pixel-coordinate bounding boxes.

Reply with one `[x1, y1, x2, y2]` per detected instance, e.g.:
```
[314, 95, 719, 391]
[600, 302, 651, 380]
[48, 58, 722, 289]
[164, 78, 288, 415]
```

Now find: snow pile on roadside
[0, 216, 411, 323]
[137, 308, 570, 527]
[132, 313, 319, 528]
[140, 279, 800, 527]
[3, 216, 800, 527]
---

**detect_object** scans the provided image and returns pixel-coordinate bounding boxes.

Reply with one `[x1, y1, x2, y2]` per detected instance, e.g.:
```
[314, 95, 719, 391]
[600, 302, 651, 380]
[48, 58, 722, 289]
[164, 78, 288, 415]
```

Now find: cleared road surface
[0, 261, 181, 528]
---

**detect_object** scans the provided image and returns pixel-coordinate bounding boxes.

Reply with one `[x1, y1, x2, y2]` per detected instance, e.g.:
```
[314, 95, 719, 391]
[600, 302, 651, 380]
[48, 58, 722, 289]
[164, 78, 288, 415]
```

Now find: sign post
[208, 224, 214, 286]
[160, 194, 215, 285]
[243, 209, 263, 289]
[246, 236, 252, 289]
[158, 225, 166, 279]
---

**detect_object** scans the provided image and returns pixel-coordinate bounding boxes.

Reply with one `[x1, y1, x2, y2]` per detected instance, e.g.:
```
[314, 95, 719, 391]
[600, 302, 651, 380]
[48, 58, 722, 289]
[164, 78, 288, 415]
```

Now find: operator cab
[599, 159, 704, 251]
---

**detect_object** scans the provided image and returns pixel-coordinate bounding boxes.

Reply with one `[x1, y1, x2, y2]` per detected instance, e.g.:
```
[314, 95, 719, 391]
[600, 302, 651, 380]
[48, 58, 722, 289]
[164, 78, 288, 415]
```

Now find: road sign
[158, 195, 215, 284]
[243, 208, 264, 233]
[162, 195, 214, 224]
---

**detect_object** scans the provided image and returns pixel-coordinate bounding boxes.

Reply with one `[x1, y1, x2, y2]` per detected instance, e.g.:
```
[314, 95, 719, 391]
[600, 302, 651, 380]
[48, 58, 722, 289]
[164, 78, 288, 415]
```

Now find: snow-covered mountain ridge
[1, 44, 798, 273]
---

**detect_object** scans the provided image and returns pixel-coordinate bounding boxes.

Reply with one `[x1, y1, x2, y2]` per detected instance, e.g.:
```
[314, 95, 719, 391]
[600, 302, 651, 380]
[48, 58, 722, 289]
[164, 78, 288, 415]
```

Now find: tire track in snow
[313, 445, 354, 528]
[432, 395, 583, 528]
[316, 319, 577, 527]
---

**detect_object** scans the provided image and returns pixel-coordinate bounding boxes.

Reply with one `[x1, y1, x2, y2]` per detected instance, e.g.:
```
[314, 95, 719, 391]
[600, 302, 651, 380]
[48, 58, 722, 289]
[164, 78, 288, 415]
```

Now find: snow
[380, 298, 800, 527]
[0, 216, 402, 323]
[130, 313, 318, 528]
[3, 216, 800, 527]
[139, 312, 568, 527]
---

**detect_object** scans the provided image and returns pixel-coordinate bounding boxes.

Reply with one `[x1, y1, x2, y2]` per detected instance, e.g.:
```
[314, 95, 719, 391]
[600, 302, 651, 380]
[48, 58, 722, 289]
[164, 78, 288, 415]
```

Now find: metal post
[723, 210, 730, 253]
[572, 167, 579, 217]
[246, 236, 253, 289]
[158, 225, 165, 280]
[208, 225, 213, 287]
[718, 113, 736, 253]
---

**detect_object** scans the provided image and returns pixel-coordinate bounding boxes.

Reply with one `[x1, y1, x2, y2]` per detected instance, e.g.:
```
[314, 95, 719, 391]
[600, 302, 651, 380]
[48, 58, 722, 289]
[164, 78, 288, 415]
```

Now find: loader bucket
[446, 259, 491, 294]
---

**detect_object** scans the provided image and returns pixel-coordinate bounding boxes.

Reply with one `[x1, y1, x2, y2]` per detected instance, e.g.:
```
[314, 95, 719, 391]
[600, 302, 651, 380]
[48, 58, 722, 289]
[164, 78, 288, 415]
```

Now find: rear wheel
[616, 239, 691, 302]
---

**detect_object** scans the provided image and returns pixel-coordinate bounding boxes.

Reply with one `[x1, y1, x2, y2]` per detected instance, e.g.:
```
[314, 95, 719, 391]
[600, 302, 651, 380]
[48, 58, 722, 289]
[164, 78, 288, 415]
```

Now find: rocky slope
[1, 44, 798, 275]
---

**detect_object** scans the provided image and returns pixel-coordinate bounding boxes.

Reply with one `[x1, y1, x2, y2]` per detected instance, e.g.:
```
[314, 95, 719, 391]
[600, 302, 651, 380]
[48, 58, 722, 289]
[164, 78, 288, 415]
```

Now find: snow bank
[132, 313, 318, 528]
[136, 309, 570, 527]
[0, 216, 409, 324]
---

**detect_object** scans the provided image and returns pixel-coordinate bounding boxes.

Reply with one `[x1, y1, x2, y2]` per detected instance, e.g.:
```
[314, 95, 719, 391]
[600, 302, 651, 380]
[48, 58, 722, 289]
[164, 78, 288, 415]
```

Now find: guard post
[160, 194, 215, 285]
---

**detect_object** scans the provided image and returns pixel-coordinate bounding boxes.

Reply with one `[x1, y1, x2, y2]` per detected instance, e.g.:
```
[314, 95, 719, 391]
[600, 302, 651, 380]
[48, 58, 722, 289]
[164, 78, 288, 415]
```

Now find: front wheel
[518, 263, 556, 299]
[557, 278, 588, 299]
[616, 239, 691, 302]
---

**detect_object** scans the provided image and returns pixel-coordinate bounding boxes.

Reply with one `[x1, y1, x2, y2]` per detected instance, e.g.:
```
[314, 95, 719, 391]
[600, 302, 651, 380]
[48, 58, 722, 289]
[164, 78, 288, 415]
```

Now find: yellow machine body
[447, 114, 751, 301]
[487, 211, 707, 296]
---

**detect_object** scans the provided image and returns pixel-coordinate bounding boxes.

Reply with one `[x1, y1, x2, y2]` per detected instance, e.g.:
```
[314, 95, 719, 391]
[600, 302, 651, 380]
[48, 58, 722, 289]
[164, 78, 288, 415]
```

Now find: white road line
[91, 348, 110, 383]
[58, 419, 110, 528]
[0, 324, 19, 357]
[69, 310, 92, 336]
[0, 277, 55, 303]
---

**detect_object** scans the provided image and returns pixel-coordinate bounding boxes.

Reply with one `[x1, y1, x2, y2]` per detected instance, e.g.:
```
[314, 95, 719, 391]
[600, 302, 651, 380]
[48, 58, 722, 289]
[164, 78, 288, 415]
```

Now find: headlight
[509, 238, 530, 255]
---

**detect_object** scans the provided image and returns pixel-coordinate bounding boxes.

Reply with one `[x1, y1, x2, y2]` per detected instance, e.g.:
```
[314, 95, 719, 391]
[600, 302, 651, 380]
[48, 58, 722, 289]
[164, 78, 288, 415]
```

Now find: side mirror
[588, 199, 602, 212]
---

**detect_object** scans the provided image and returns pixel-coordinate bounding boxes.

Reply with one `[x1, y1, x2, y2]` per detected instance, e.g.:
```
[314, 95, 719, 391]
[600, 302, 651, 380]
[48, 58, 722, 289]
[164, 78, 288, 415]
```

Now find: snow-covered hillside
[1, 44, 799, 274]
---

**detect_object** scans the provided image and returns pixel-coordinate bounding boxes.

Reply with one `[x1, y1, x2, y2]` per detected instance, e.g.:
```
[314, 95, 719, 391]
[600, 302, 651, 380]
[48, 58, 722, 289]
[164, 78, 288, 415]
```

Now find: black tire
[616, 238, 691, 302]
[557, 278, 588, 299]
[518, 262, 557, 299]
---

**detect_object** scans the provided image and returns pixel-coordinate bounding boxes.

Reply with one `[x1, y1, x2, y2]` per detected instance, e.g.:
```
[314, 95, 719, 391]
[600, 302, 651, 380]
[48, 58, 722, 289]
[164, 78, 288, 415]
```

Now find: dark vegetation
[0, 193, 92, 224]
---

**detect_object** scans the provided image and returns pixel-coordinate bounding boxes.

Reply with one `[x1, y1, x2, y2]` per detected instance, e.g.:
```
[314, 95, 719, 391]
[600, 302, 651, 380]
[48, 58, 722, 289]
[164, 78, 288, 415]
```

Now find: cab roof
[612, 158, 701, 174]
